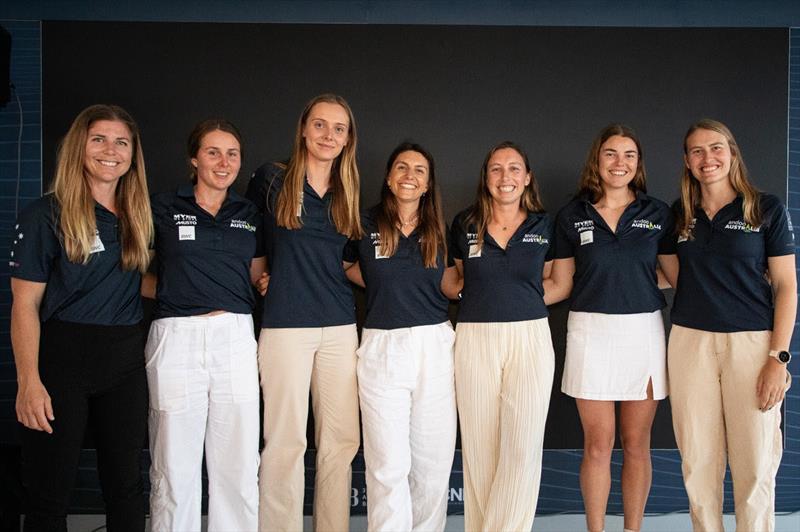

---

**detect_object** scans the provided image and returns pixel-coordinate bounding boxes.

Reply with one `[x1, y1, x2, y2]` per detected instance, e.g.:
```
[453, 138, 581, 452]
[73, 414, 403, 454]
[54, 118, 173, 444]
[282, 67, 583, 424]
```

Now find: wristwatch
[768, 350, 792, 364]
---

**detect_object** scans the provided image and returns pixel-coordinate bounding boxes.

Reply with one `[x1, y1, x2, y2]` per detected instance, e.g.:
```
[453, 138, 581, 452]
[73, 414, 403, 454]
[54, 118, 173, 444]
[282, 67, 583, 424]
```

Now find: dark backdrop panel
[42, 23, 788, 450]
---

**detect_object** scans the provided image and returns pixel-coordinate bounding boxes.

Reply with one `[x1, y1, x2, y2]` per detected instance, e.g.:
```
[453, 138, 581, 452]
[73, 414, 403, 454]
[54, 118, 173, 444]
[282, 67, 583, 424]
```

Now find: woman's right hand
[16, 378, 54, 433]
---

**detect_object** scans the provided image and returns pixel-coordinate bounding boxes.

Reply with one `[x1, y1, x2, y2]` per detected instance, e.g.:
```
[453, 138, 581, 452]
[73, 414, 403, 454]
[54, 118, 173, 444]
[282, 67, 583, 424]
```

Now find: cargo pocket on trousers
[146, 368, 188, 412]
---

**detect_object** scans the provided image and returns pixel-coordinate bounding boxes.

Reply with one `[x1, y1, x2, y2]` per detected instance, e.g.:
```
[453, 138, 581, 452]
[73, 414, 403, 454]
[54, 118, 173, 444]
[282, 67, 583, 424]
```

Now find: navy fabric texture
[356, 205, 450, 329]
[151, 184, 264, 319]
[247, 162, 356, 328]
[450, 208, 553, 323]
[553, 192, 674, 314]
[671, 193, 795, 332]
[10, 194, 143, 325]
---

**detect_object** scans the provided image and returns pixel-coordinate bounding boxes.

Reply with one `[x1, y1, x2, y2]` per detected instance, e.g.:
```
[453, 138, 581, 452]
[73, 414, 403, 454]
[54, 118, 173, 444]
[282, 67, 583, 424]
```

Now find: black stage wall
[42, 22, 789, 449]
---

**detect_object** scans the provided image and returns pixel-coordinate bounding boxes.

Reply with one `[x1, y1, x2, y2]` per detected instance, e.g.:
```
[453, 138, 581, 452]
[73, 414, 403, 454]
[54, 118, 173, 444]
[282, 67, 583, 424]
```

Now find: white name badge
[179, 225, 196, 241]
[468, 243, 482, 258]
[580, 230, 594, 245]
[90, 234, 105, 254]
[374, 245, 389, 259]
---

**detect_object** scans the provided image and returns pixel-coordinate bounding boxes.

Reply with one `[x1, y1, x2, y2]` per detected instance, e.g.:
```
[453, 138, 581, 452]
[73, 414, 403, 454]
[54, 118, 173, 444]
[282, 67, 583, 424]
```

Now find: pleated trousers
[454, 318, 555, 532]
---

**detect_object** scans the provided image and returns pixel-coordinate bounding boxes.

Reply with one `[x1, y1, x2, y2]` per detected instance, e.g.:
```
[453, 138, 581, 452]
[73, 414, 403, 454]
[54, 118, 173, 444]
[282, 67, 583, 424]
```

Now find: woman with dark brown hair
[144, 118, 265, 532]
[546, 124, 677, 532]
[450, 141, 554, 531]
[346, 141, 460, 531]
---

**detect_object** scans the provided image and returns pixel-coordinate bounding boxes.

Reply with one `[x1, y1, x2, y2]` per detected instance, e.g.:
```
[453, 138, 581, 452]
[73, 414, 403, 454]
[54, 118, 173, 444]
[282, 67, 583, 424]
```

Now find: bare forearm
[770, 286, 796, 351]
[11, 302, 42, 384]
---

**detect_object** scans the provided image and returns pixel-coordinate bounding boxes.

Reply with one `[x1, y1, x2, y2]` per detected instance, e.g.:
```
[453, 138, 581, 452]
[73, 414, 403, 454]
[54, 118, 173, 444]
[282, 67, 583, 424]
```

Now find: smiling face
[191, 129, 241, 193]
[387, 150, 430, 205]
[598, 135, 639, 193]
[485, 147, 531, 207]
[302, 101, 350, 164]
[684, 128, 733, 187]
[83, 120, 133, 188]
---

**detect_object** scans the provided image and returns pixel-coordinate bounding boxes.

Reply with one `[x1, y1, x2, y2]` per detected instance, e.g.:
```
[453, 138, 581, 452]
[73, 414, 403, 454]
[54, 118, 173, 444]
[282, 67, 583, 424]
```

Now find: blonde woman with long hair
[10, 104, 152, 531]
[668, 119, 795, 532]
[246, 94, 361, 532]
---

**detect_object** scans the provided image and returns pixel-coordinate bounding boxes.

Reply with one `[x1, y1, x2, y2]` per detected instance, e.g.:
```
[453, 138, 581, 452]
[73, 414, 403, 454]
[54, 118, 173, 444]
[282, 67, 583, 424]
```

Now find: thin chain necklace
[398, 213, 419, 229]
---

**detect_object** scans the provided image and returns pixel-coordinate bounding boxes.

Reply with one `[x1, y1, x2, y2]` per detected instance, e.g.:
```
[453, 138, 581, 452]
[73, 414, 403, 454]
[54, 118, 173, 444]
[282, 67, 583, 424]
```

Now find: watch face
[779, 351, 791, 363]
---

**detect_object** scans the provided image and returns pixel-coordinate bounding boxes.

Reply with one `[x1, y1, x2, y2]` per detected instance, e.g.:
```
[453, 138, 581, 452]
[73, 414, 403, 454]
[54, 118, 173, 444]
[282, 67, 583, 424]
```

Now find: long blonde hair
[464, 141, 545, 248]
[52, 104, 152, 272]
[274, 94, 362, 238]
[677, 119, 761, 239]
[376, 142, 447, 268]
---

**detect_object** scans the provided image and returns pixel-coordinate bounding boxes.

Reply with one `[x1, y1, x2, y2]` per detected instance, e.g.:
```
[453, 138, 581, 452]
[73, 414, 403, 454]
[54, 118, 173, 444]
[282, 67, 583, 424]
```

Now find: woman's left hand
[756, 357, 789, 411]
[256, 272, 270, 296]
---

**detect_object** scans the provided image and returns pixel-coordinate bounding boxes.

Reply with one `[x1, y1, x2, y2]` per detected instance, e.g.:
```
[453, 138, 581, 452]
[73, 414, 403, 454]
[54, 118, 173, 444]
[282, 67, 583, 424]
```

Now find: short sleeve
[657, 205, 677, 255]
[342, 238, 359, 263]
[246, 162, 285, 214]
[10, 197, 61, 282]
[253, 212, 265, 258]
[553, 209, 575, 259]
[763, 195, 795, 257]
[445, 224, 455, 267]
[449, 213, 466, 261]
[544, 214, 556, 261]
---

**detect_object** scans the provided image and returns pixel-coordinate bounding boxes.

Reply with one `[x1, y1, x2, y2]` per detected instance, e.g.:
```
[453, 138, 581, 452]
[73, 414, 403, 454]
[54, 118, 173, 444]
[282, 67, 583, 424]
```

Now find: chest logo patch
[724, 220, 761, 233]
[522, 233, 549, 245]
[631, 219, 662, 231]
[179, 225, 196, 241]
[370, 232, 389, 259]
[230, 219, 257, 232]
[173, 214, 197, 226]
[580, 230, 594, 245]
[466, 232, 482, 258]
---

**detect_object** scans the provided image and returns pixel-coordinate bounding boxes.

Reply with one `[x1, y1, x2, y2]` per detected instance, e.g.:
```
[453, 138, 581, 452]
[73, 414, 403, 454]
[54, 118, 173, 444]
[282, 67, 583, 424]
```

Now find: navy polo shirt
[247, 163, 357, 328]
[450, 209, 553, 323]
[553, 192, 674, 314]
[150, 185, 264, 319]
[9, 194, 143, 325]
[356, 206, 449, 329]
[671, 193, 794, 333]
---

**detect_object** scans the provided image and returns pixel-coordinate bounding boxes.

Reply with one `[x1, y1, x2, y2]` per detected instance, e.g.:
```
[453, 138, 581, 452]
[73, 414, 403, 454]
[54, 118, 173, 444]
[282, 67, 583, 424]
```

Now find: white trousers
[357, 322, 457, 532]
[146, 313, 260, 532]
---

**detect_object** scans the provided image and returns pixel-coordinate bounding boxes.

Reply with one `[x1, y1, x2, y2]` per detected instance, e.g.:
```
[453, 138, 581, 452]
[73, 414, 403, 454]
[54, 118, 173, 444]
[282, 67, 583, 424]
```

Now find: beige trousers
[455, 319, 555, 532]
[668, 325, 784, 532]
[257, 325, 360, 532]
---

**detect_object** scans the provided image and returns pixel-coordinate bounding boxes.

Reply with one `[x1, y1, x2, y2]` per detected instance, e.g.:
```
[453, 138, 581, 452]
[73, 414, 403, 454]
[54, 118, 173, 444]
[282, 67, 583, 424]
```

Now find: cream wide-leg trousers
[146, 312, 260, 532]
[668, 325, 785, 532]
[455, 318, 555, 532]
[257, 324, 360, 532]
[357, 322, 457, 532]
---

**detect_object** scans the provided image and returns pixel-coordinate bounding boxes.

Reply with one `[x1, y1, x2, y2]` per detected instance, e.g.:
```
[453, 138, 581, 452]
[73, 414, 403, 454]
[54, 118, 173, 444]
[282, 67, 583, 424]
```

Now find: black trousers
[20, 320, 148, 532]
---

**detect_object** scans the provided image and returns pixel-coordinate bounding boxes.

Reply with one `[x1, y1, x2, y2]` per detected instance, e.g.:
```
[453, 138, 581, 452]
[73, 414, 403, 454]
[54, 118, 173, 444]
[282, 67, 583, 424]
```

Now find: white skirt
[561, 310, 667, 401]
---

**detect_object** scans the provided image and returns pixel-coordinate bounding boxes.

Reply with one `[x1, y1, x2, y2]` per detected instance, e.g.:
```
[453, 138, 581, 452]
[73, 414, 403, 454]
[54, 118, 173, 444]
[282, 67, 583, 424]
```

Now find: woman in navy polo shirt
[10, 104, 153, 531]
[546, 124, 678, 532]
[450, 141, 554, 531]
[246, 94, 362, 532]
[668, 119, 796, 532]
[144, 119, 265, 532]
[346, 142, 461, 532]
